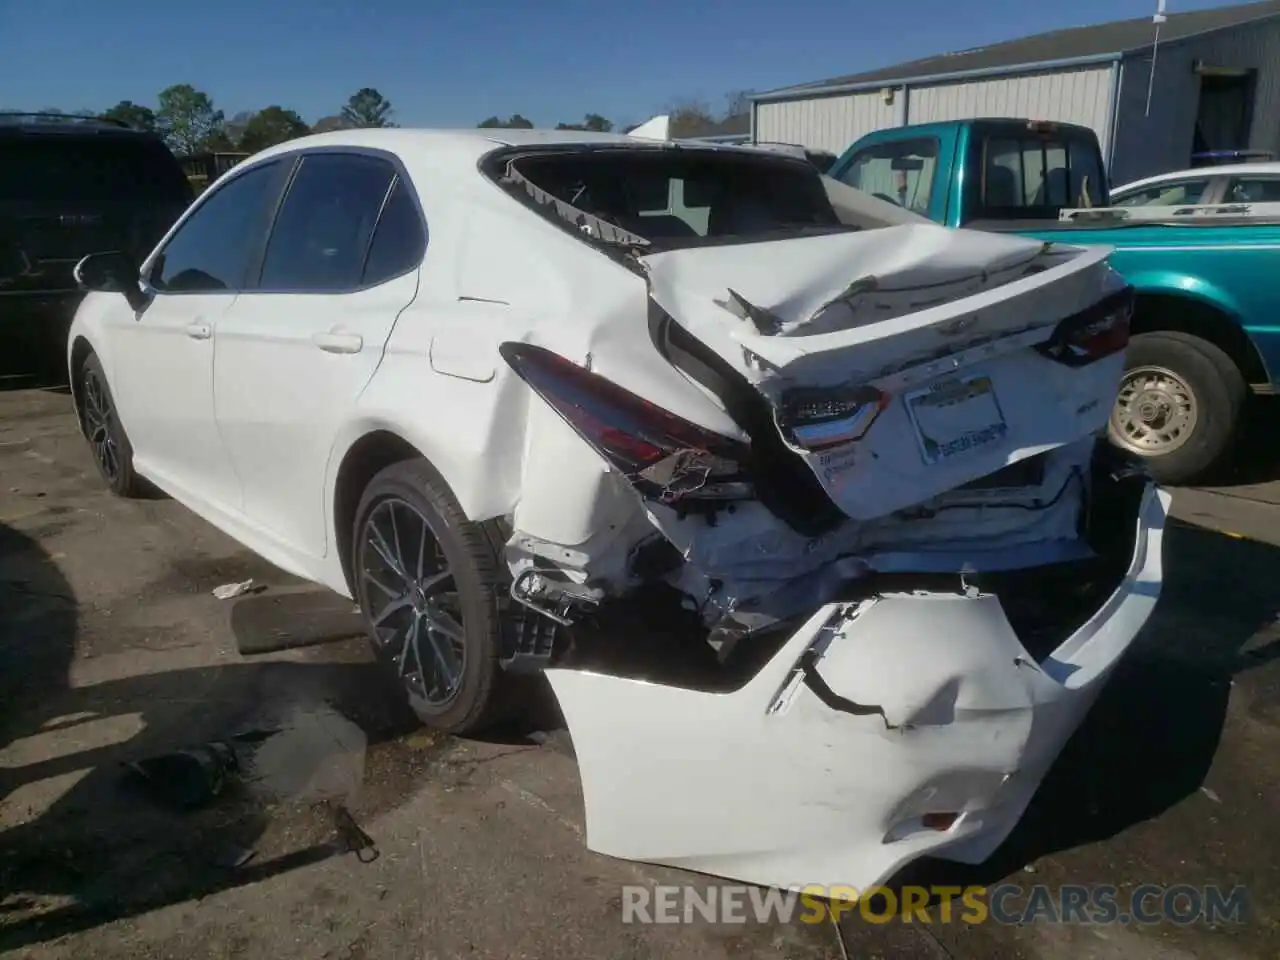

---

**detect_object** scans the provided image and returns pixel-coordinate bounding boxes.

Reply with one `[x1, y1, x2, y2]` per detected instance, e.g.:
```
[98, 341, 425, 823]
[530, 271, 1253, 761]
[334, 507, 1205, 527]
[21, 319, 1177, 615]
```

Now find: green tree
[478, 114, 534, 129]
[311, 114, 349, 134]
[341, 88, 396, 128]
[555, 113, 613, 132]
[156, 84, 226, 155]
[100, 100, 157, 131]
[239, 106, 310, 152]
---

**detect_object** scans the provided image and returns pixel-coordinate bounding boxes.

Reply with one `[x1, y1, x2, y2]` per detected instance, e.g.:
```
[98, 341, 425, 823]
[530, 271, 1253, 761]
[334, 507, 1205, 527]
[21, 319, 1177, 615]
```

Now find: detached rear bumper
[546, 482, 1169, 892]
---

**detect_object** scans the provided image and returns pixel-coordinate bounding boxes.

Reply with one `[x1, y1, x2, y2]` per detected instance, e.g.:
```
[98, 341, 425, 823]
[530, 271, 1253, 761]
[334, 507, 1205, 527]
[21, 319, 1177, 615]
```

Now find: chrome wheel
[83, 366, 120, 482]
[1109, 365, 1198, 456]
[357, 497, 466, 709]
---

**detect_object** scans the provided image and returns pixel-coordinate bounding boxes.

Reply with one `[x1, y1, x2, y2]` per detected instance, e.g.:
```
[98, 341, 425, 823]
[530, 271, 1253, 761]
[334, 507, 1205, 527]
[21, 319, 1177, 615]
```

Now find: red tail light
[500, 342, 755, 506]
[1036, 287, 1134, 367]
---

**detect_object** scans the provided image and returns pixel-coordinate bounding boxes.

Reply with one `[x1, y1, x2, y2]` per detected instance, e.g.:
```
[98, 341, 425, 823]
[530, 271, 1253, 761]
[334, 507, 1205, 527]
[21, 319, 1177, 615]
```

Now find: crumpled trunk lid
[639, 224, 1125, 522]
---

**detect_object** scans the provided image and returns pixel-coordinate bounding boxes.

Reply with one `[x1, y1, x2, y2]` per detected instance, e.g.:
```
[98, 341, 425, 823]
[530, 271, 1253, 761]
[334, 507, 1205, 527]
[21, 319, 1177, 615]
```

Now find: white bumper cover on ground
[547, 483, 1169, 892]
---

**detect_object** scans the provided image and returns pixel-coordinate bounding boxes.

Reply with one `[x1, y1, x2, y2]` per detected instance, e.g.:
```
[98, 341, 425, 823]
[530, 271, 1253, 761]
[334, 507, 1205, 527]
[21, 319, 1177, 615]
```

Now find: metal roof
[758, 0, 1280, 99]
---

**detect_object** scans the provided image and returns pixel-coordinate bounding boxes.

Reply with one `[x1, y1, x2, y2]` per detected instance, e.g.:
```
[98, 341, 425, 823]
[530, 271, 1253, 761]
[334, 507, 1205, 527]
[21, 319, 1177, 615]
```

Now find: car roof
[242, 125, 773, 170]
[1112, 162, 1280, 195]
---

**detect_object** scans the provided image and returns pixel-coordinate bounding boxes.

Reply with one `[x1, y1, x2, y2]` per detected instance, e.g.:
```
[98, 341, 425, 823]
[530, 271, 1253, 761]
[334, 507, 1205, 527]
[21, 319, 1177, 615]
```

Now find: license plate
[906, 374, 1008, 465]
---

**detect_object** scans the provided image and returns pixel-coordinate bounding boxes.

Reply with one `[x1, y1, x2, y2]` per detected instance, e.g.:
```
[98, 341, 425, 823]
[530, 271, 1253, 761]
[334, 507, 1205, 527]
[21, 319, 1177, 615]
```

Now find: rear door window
[981, 134, 1105, 213]
[836, 137, 939, 215]
[257, 153, 397, 292]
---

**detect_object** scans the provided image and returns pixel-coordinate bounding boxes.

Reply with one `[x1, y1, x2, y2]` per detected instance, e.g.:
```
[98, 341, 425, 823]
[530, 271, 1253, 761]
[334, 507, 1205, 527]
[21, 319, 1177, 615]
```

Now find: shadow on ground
[0, 522, 442, 952]
[895, 517, 1280, 893]
[1206, 395, 1280, 487]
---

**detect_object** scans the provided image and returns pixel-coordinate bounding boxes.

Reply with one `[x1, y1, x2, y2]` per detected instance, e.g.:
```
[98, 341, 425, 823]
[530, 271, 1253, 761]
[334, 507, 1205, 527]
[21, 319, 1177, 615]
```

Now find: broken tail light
[500, 342, 755, 506]
[1036, 286, 1134, 367]
[776, 384, 890, 452]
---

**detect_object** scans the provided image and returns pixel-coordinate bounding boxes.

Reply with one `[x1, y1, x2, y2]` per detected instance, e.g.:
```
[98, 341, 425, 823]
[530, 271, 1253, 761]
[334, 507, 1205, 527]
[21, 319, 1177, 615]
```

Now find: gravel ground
[1, 384, 1277, 959]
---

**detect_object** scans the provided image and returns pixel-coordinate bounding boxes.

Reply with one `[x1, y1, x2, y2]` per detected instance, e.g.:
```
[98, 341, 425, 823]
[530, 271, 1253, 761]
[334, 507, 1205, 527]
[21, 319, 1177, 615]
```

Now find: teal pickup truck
[827, 118, 1280, 485]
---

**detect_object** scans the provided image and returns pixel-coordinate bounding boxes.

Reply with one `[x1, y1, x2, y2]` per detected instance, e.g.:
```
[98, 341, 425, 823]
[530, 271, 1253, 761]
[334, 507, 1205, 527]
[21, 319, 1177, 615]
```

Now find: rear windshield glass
[980, 134, 1105, 213]
[0, 136, 192, 208]
[506, 150, 846, 248]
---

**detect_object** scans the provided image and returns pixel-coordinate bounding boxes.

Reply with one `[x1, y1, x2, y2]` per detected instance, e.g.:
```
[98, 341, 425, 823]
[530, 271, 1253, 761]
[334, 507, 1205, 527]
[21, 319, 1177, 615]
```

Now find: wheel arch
[68, 335, 96, 430]
[328, 425, 516, 597]
[1129, 290, 1270, 389]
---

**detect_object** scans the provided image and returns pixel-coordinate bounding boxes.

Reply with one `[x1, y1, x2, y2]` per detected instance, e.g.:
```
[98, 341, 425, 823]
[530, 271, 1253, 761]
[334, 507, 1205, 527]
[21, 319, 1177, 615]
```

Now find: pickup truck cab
[828, 118, 1280, 485]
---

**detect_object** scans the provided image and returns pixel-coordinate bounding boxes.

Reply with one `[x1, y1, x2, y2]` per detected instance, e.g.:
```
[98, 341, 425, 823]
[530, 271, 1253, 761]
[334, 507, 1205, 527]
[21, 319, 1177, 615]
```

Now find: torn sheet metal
[547, 484, 1168, 893]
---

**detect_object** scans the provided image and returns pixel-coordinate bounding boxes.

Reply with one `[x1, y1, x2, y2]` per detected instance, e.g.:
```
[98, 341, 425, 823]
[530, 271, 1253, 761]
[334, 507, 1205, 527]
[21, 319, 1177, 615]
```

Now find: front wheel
[351, 460, 511, 735]
[1107, 331, 1245, 486]
[80, 352, 146, 497]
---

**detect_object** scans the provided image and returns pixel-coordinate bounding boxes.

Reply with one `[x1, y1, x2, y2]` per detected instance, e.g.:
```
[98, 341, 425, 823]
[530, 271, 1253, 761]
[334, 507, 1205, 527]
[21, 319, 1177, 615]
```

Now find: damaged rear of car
[477, 140, 1167, 890]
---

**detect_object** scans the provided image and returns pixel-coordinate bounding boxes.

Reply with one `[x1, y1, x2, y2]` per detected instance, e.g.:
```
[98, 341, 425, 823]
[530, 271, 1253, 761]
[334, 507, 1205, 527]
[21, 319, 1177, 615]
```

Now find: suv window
[836, 138, 938, 215]
[1223, 177, 1280, 203]
[982, 135, 1105, 212]
[150, 160, 284, 293]
[361, 178, 427, 285]
[258, 153, 397, 291]
[0, 135, 192, 207]
[1114, 179, 1212, 207]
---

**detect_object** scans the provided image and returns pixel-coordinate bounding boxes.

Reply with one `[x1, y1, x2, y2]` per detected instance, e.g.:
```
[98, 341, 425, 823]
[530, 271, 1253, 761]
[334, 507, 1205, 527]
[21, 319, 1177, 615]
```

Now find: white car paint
[67, 125, 1165, 891]
[1110, 161, 1280, 203]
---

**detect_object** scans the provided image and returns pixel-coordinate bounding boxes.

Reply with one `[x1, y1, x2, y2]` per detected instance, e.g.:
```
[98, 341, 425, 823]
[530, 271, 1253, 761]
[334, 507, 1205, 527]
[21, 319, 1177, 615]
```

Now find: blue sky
[0, 0, 1248, 129]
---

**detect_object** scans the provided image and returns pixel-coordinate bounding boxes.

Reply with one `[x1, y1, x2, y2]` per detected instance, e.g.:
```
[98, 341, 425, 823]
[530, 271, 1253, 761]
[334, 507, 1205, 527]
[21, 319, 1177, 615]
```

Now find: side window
[150, 160, 283, 293]
[837, 138, 938, 214]
[1223, 177, 1280, 203]
[258, 153, 396, 292]
[1114, 179, 1212, 207]
[983, 136, 1104, 210]
[362, 177, 427, 286]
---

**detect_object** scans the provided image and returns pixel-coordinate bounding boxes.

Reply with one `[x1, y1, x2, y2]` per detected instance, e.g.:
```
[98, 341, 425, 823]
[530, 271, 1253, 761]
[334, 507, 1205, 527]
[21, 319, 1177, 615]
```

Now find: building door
[1191, 69, 1256, 161]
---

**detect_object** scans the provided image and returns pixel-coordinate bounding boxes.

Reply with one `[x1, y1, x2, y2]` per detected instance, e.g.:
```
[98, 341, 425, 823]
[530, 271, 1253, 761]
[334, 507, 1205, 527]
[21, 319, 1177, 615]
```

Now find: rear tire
[351, 459, 511, 735]
[80, 352, 146, 498]
[1107, 331, 1244, 486]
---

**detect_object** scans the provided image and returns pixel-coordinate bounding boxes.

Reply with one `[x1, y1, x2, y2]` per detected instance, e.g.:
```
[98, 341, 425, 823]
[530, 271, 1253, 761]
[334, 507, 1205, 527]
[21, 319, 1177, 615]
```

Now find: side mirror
[74, 251, 149, 312]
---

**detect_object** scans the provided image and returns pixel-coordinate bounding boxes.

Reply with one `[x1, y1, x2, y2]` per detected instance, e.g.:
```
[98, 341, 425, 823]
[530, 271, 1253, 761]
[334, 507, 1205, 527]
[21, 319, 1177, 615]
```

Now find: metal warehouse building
[751, 0, 1280, 185]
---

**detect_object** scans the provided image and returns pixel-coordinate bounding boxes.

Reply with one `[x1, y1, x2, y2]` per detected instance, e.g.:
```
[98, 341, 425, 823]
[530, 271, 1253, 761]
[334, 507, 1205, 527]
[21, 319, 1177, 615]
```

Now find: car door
[212, 150, 425, 558]
[111, 158, 289, 510]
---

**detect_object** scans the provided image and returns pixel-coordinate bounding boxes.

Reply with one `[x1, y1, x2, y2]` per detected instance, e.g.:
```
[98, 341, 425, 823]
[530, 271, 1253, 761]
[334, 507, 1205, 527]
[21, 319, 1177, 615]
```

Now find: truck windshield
[835, 137, 939, 216]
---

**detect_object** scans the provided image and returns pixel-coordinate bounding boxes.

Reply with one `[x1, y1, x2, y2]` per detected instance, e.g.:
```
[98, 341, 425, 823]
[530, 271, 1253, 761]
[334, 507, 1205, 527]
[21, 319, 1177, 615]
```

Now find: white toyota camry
[68, 125, 1167, 893]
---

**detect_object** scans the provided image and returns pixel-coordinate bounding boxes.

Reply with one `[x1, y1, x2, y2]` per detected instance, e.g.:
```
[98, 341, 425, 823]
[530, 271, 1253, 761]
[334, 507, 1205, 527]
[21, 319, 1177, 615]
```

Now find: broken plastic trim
[775, 383, 891, 452]
[498, 159, 651, 250]
[500, 342, 756, 508]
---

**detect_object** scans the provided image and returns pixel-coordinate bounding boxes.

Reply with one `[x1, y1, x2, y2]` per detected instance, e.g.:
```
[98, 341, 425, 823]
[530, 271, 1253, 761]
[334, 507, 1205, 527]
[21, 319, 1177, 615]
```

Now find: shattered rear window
[499, 149, 848, 249]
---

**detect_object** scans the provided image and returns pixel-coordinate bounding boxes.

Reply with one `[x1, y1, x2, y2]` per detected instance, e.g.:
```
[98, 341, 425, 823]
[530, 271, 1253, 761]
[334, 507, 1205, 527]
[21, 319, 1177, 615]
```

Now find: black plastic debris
[120, 729, 278, 810]
[122, 741, 239, 810]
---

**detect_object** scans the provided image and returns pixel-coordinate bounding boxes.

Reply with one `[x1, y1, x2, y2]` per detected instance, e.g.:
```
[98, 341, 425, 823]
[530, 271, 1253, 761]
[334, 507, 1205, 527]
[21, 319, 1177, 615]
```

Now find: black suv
[1, 113, 194, 383]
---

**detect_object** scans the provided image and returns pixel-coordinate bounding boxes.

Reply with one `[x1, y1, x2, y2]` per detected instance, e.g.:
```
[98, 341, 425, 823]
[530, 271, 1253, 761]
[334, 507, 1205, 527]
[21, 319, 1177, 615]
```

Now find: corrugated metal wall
[755, 92, 898, 153]
[908, 67, 1114, 132]
[1110, 19, 1280, 185]
[754, 65, 1113, 157]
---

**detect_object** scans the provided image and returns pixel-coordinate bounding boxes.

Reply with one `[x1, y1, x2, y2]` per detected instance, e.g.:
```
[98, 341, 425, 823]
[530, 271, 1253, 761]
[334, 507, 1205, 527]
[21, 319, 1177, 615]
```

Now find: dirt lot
[2, 384, 1278, 959]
